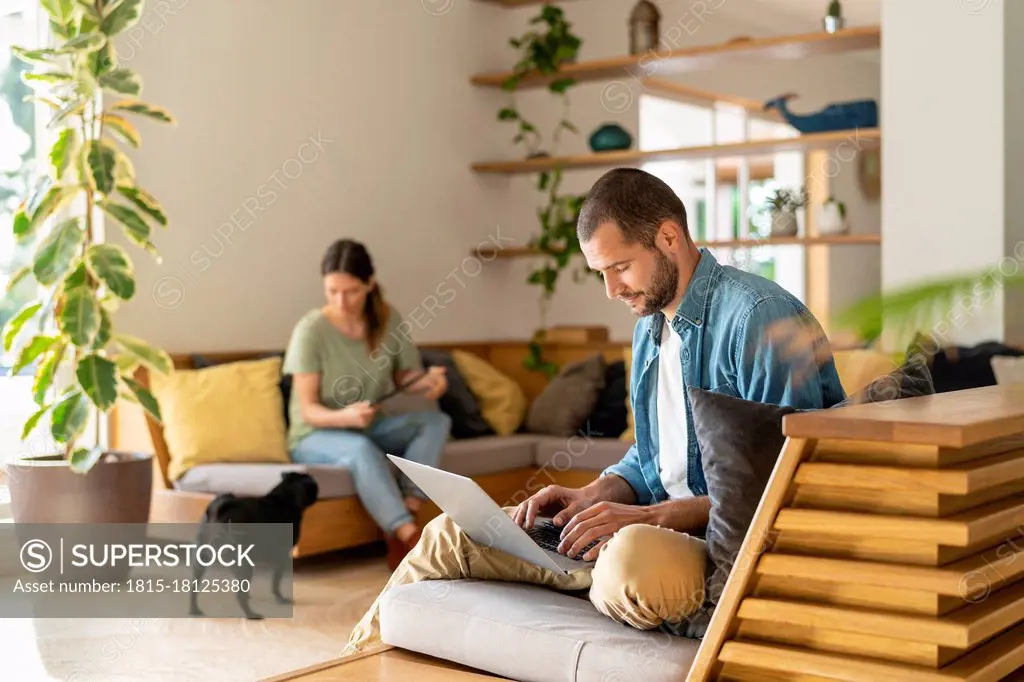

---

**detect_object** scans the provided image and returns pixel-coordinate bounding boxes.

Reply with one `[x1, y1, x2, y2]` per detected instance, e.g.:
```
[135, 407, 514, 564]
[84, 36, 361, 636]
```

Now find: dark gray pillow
[687, 386, 796, 606]
[525, 354, 606, 437]
[689, 354, 935, 605]
[420, 349, 494, 439]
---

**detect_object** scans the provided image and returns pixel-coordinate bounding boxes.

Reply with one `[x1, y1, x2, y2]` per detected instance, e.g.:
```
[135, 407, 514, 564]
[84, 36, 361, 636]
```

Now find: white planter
[770, 210, 798, 237]
[818, 203, 849, 235]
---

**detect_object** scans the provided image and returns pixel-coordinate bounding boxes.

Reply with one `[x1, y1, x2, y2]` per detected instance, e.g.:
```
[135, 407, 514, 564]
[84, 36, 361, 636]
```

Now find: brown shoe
[386, 527, 422, 571]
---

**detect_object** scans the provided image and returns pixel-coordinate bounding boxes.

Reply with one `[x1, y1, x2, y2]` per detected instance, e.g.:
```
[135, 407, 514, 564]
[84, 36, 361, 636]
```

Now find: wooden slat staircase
[689, 384, 1024, 681]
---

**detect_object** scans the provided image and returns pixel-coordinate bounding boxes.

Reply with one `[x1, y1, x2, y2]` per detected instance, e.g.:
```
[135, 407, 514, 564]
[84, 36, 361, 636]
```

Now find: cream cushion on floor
[380, 579, 699, 682]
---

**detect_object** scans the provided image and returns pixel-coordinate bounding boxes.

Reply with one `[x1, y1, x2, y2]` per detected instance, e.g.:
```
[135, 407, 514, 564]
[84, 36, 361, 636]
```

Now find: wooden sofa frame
[113, 339, 630, 557]
[266, 384, 1024, 681]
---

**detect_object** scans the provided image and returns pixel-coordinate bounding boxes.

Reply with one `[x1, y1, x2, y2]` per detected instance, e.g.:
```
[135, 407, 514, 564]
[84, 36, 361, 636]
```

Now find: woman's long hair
[320, 239, 389, 351]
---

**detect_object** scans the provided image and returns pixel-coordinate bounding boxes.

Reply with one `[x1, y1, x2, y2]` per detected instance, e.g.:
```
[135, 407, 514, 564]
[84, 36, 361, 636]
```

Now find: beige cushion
[380, 580, 698, 682]
[174, 463, 354, 498]
[525, 354, 606, 437]
[533, 436, 631, 472]
[440, 435, 539, 477]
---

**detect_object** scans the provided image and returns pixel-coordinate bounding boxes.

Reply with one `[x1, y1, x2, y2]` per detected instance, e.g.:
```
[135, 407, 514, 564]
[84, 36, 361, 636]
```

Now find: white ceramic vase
[818, 203, 848, 235]
[770, 210, 798, 237]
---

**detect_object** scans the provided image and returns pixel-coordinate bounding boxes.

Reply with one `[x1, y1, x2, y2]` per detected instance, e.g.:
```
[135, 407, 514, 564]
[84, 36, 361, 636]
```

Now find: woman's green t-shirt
[282, 306, 422, 449]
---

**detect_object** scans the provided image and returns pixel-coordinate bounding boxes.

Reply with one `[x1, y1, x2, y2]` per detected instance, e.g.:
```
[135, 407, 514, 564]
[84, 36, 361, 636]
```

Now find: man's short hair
[577, 168, 689, 249]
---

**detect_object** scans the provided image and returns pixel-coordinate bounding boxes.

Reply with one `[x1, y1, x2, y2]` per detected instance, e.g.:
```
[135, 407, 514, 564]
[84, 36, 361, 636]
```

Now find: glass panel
[1, 7, 58, 471]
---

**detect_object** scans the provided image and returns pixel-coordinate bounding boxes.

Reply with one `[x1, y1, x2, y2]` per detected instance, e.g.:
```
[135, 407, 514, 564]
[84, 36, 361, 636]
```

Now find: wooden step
[810, 434, 1024, 468]
[774, 495, 1024, 546]
[756, 546, 1024, 599]
[793, 478, 1024, 518]
[782, 384, 1024, 448]
[737, 578, 1024, 649]
[795, 449, 1024, 494]
[736, 618, 959, 667]
[772, 530, 958, 566]
[752, 573, 963, 616]
[717, 662, 845, 681]
[718, 622, 1024, 682]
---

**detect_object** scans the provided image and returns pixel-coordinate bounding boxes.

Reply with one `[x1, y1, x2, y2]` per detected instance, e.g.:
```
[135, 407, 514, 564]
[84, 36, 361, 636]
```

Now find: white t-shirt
[657, 320, 694, 499]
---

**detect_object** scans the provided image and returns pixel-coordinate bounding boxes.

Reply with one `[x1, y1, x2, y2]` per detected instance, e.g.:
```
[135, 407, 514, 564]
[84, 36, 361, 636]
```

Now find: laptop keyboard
[526, 520, 600, 561]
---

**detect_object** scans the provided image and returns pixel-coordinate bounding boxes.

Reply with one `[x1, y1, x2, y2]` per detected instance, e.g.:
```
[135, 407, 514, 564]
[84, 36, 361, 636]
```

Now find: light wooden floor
[0, 543, 397, 682]
[265, 649, 507, 681]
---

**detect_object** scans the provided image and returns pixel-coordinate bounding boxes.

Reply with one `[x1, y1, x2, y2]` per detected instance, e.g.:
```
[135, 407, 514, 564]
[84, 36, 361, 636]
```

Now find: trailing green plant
[497, 4, 581, 158]
[496, 4, 592, 376]
[3, 0, 175, 474]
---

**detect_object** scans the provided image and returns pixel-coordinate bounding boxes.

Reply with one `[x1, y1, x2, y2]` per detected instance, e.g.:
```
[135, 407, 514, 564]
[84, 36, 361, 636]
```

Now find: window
[1, 2, 58, 481]
[638, 92, 807, 301]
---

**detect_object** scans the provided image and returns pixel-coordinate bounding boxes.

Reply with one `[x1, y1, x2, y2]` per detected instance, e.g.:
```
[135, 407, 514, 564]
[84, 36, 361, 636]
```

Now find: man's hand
[511, 485, 594, 530]
[557, 501, 652, 561]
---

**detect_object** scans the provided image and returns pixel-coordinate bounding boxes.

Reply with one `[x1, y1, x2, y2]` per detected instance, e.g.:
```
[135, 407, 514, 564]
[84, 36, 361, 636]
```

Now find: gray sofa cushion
[380, 580, 698, 682]
[440, 435, 538, 477]
[174, 463, 354, 498]
[533, 436, 631, 472]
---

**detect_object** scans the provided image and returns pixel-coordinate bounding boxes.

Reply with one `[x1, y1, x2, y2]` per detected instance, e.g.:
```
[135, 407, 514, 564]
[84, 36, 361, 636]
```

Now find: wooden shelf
[471, 129, 881, 174]
[471, 25, 880, 89]
[640, 77, 783, 123]
[476, 0, 576, 6]
[473, 234, 880, 259]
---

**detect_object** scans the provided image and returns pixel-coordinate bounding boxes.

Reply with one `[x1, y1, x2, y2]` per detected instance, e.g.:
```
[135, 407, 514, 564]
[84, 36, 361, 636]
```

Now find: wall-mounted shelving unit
[470, 25, 881, 89]
[471, 21, 882, 334]
[472, 234, 881, 260]
[476, 0, 576, 7]
[471, 129, 880, 174]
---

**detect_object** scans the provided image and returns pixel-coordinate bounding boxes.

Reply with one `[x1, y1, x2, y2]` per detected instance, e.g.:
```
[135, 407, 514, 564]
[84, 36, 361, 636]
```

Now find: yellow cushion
[149, 356, 290, 481]
[452, 350, 527, 436]
[620, 347, 635, 442]
[832, 349, 901, 396]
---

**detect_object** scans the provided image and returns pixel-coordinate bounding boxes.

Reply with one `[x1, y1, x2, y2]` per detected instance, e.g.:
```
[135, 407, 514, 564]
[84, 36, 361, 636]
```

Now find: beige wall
[114, 0, 882, 351]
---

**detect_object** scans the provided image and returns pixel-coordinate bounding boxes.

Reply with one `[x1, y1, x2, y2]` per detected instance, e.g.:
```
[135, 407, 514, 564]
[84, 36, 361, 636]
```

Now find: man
[343, 168, 845, 656]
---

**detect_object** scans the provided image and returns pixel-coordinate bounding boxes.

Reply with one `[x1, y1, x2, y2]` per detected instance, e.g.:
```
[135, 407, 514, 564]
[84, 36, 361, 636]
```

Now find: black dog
[188, 472, 319, 619]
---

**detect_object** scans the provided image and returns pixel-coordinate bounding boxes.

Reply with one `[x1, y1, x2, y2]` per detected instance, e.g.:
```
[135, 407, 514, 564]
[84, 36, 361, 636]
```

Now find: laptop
[386, 455, 598, 574]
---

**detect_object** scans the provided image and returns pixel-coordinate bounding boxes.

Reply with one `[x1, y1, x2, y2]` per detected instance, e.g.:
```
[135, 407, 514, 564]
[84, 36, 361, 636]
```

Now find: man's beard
[622, 249, 679, 316]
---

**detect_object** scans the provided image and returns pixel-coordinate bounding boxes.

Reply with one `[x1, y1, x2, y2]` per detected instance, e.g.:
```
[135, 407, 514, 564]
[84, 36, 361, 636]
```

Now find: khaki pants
[343, 508, 707, 657]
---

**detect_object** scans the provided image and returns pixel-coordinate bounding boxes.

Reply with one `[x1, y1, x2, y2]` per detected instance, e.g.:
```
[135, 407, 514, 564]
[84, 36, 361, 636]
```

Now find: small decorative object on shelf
[629, 0, 660, 55]
[588, 123, 633, 152]
[858, 147, 881, 199]
[818, 196, 849, 235]
[824, 0, 845, 34]
[764, 187, 807, 237]
[763, 93, 878, 133]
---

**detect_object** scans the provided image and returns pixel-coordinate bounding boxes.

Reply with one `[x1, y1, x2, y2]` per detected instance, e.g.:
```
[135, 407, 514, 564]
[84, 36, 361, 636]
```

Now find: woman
[283, 239, 451, 569]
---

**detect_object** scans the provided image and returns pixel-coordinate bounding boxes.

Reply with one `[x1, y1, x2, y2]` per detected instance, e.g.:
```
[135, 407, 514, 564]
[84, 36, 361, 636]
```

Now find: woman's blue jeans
[290, 411, 451, 534]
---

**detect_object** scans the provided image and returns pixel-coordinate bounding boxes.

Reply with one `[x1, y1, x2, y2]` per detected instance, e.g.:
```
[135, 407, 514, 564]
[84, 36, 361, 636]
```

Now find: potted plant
[818, 195, 848, 235]
[824, 0, 844, 33]
[764, 187, 807, 237]
[3, 0, 175, 524]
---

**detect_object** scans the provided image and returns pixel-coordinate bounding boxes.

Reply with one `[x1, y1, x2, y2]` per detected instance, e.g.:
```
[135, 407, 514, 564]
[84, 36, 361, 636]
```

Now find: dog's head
[277, 472, 319, 509]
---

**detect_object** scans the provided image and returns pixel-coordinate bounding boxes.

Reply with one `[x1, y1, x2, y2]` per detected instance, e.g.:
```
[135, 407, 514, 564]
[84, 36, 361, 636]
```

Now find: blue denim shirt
[604, 248, 846, 504]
